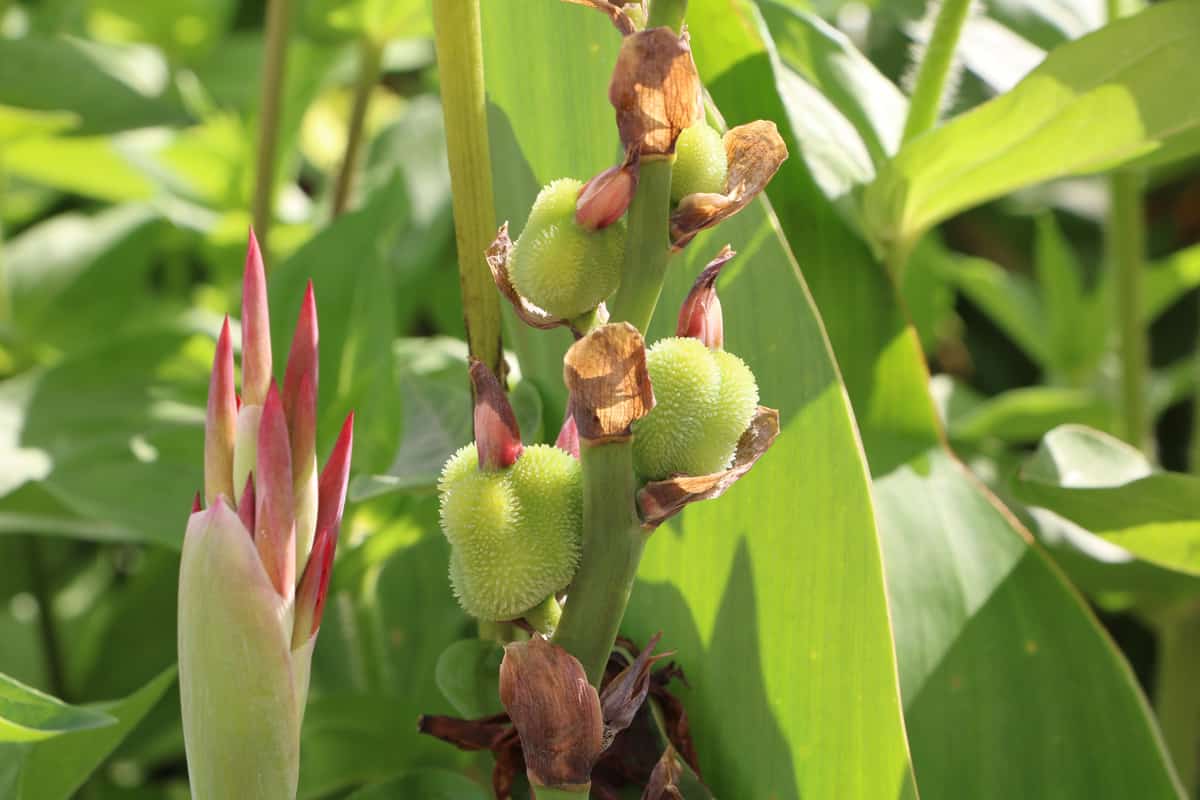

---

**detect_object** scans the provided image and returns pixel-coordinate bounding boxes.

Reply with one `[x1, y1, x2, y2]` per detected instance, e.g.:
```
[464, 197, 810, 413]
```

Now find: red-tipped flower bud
[255, 383, 295, 599]
[204, 318, 237, 506]
[241, 229, 272, 407]
[315, 412, 354, 541]
[292, 524, 337, 649]
[237, 472, 256, 536]
[575, 163, 637, 231]
[282, 281, 319, 430]
[676, 245, 733, 350]
[469, 359, 523, 470]
[555, 404, 580, 460]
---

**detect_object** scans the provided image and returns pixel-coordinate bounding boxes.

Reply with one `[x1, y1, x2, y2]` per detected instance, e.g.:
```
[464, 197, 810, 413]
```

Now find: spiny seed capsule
[671, 123, 727, 204]
[633, 337, 758, 481]
[510, 178, 625, 320]
[438, 443, 582, 621]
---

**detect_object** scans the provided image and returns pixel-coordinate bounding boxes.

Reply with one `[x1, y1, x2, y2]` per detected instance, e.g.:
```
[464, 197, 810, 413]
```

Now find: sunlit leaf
[0, 675, 113, 743]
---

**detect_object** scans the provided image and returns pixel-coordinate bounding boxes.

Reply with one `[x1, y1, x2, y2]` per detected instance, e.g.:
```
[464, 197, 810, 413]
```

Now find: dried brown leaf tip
[564, 323, 655, 444]
[600, 632, 673, 749]
[671, 121, 789, 249]
[638, 406, 780, 528]
[642, 745, 685, 800]
[562, 0, 642, 35]
[610, 28, 703, 157]
[487, 223, 571, 333]
[499, 636, 604, 791]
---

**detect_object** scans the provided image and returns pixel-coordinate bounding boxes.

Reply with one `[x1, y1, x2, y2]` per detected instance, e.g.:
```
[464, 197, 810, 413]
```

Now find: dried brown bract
[609, 28, 703, 157]
[486, 223, 594, 336]
[600, 632, 673, 748]
[563, 0, 641, 35]
[670, 121, 789, 249]
[564, 323, 655, 444]
[638, 406, 780, 528]
[642, 745, 685, 799]
[499, 636, 604, 791]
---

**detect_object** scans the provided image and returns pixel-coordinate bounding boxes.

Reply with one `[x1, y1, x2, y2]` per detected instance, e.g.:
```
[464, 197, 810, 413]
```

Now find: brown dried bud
[469, 359, 524, 470]
[671, 121, 789, 249]
[676, 246, 735, 349]
[642, 745, 685, 800]
[609, 28, 703, 157]
[499, 637, 604, 790]
[600, 633, 671, 748]
[638, 406, 780, 528]
[563, 323, 655, 444]
[576, 153, 639, 231]
[562, 0, 640, 35]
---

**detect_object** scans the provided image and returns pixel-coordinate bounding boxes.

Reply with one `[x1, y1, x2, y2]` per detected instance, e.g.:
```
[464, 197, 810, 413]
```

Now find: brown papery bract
[562, 0, 639, 35]
[563, 323, 654, 444]
[609, 28, 702, 157]
[670, 121, 789, 249]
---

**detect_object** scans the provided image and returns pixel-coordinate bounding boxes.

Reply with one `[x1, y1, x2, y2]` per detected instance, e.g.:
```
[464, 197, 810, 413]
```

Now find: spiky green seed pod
[438, 444, 583, 621]
[671, 123, 727, 204]
[510, 178, 625, 319]
[633, 337, 759, 480]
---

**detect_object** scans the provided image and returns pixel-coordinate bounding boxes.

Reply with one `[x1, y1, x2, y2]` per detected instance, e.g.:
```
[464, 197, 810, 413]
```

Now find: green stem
[551, 442, 645, 686]
[25, 537, 68, 700]
[647, 0, 687, 30]
[607, 158, 673, 333]
[252, 0, 293, 255]
[1110, 170, 1149, 453]
[1154, 605, 1200, 796]
[432, 0, 504, 377]
[900, 0, 972, 144]
[331, 39, 383, 218]
[0, 148, 9, 328]
[524, 594, 562, 635]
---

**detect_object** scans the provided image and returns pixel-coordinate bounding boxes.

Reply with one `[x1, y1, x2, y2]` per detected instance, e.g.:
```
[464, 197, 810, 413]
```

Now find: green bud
[510, 178, 625, 319]
[670, 123, 727, 204]
[438, 444, 582, 621]
[633, 337, 759, 480]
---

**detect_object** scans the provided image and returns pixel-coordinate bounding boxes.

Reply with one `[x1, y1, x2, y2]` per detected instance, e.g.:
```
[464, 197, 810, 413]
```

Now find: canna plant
[177, 233, 354, 800]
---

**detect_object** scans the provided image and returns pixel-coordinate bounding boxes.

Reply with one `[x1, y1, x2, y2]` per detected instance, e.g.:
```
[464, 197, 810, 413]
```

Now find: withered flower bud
[609, 28, 703, 157]
[576, 153, 639, 231]
[499, 637, 604, 791]
[642, 745, 685, 800]
[676, 246, 735, 350]
[562, 0, 641, 35]
[599, 633, 671, 748]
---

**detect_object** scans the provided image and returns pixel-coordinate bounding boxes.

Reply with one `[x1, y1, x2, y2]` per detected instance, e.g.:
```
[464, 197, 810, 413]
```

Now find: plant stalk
[252, 0, 293, 255]
[1154, 605, 1200, 796]
[331, 39, 383, 218]
[551, 441, 645, 686]
[1110, 170, 1149, 453]
[647, 0, 687, 30]
[900, 0, 973, 144]
[431, 0, 505, 378]
[25, 536, 68, 700]
[607, 158, 673, 334]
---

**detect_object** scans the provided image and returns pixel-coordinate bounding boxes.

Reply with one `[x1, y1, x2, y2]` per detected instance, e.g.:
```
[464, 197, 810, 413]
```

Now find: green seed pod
[438, 443, 583, 621]
[633, 337, 759, 480]
[670, 123, 727, 204]
[510, 178, 625, 319]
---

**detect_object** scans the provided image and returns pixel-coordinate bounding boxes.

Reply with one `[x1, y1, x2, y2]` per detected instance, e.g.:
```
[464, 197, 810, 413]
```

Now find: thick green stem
[607, 158, 673, 333]
[432, 0, 504, 378]
[647, 0, 687, 30]
[900, 0, 972, 144]
[1154, 605, 1200, 796]
[552, 442, 645, 686]
[252, 0, 292, 255]
[332, 40, 383, 218]
[1110, 170, 1149, 453]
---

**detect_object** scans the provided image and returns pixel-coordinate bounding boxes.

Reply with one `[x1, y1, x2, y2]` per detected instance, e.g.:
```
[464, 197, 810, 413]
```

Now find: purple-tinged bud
[290, 372, 318, 568]
[555, 404, 580, 460]
[676, 245, 734, 350]
[315, 413, 354, 541]
[575, 163, 637, 231]
[238, 473, 256, 536]
[204, 318, 237, 507]
[191, 492, 202, 514]
[292, 525, 337, 649]
[282, 281, 319, 431]
[255, 383, 295, 599]
[469, 359, 523, 470]
[241, 229, 272, 407]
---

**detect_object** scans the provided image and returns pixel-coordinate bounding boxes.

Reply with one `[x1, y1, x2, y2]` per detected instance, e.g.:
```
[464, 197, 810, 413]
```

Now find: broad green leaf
[269, 175, 405, 474]
[344, 768, 487, 800]
[5, 134, 157, 202]
[949, 385, 1112, 443]
[484, 3, 917, 797]
[0, 37, 188, 135]
[87, 0, 236, 63]
[16, 666, 176, 800]
[1016, 425, 1200, 576]
[434, 639, 504, 719]
[303, 0, 431, 43]
[865, 1, 1200, 254]
[1144, 244, 1200, 323]
[1033, 212, 1108, 379]
[690, 1, 1185, 797]
[0, 675, 113, 743]
[0, 106, 77, 144]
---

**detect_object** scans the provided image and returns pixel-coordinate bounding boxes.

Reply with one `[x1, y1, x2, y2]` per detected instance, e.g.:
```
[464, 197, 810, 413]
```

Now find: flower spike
[255, 382, 295, 598]
[241, 228, 272, 407]
[315, 412, 355, 540]
[676, 245, 734, 350]
[282, 280, 319, 431]
[469, 359, 523, 470]
[292, 524, 337, 649]
[204, 317, 237, 506]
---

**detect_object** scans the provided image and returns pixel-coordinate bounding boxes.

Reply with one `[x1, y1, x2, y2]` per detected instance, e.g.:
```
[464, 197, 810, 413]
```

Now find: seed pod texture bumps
[439, 444, 582, 620]
[634, 337, 758, 480]
[671, 123, 727, 203]
[510, 178, 625, 319]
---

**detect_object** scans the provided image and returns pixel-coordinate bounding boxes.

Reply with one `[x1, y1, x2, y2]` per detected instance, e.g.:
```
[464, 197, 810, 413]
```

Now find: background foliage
[1, 0, 1199, 797]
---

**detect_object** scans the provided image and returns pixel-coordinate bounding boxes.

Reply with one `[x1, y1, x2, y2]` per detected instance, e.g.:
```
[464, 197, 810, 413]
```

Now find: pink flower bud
[282, 281, 319, 432]
[204, 318, 237, 507]
[255, 383, 295, 599]
[237, 473, 256, 536]
[554, 404, 580, 459]
[292, 524, 337, 649]
[469, 359, 523, 470]
[315, 412, 354, 542]
[575, 163, 637, 231]
[676, 245, 734, 350]
[241, 229, 272, 407]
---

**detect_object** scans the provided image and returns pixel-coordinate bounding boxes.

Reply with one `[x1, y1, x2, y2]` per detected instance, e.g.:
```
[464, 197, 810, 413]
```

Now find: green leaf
[0, 106, 78, 144]
[1144, 243, 1200, 323]
[434, 639, 504, 719]
[87, 0, 236, 63]
[5, 135, 157, 202]
[1033, 212, 1102, 378]
[484, 3, 917, 797]
[948, 385, 1112, 444]
[0, 37, 189, 135]
[16, 666, 176, 800]
[0, 675, 113, 743]
[1016, 425, 1200, 576]
[303, 0, 431, 43]
[344, 768, 488, 800]
[269, 175, 405, 474]
[866, 1, 1200, 253]
[690, 1, 1185, 796]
